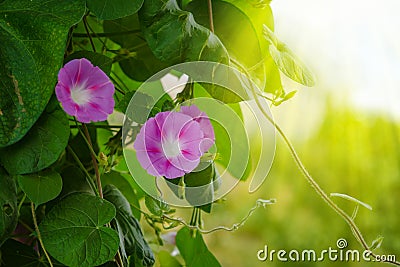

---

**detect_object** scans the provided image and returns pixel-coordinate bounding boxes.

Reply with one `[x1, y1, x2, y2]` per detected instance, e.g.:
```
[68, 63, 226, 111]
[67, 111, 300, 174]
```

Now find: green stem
[82, 15, 96, 52]
[189, 207, 196, 226]
[31, 202, 53, 267]
[207, 0, 215, 33]
[82, 124, 103, 198]
[17, 193, 26, 213]
[111, 70, 131, 92]
[73, 119, 99, 161]
[109, 76, 126, 95]
[67, 145, 98, 195]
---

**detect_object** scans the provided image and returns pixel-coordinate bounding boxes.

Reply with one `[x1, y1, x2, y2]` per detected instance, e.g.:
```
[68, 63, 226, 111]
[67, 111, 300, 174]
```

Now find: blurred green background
[199, 97, 400, 266]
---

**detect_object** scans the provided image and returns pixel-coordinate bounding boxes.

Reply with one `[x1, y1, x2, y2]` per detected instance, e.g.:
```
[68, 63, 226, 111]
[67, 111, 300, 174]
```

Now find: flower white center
[70, 84, 91, 105]
[162, 139, 181, 158]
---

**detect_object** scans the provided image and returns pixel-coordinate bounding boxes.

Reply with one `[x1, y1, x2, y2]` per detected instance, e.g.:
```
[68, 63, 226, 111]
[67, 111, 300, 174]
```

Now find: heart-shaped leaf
[17, 169, 63, 206]
[39, 193, 120, 267]
[0, 106, 70, 175]
[0, 0, 85, 147]
[186, 0, 279, 90]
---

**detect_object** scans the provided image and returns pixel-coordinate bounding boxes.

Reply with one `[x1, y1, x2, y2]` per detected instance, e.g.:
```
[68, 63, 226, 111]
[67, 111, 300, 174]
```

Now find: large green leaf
[87, 0, 144, 20]
[39, 193, 120, 267]
[187, 0, 283, 93]
[138, 0, 229, 63]
[0, 107, 70, 175]
[176, 227, 221, 267]
[0, 0, 85, 147]
[103, 14, 170, 82]
[186, 0, 264, 88]
[0, 167, 18, 246]
[263, 25, 315, 87]
[17, 169, 63, 206]
[104, 184, 155, 267]
[223, 0, 282, 93]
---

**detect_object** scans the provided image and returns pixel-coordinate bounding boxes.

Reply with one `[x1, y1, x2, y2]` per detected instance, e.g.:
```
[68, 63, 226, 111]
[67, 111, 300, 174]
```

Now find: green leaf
[0, 167, 18, 246]
[87, 0, 144, 20]
[186, 0, 265, 89]
[104, 185, 155, 266]
[138, 0, 229, 63]
[145, 195, 171, 216]
[263, 24, 315, 87]
[102, 171, 141, 219]
[176, 227, 221, 267]
[0, 239, 65, 267]
[17, 169, 62, 206]
[187, 0, 283, 94]
[158, 250, 182, 267]
[0, 0, 85, 147]
[185, 167, 215, 213]
[103, 14, 170, 82]
[0, 107, 70, 175]
[221, 0, 282, 93]
[65, 51, 113, 74]
[166, 164, 216, 211]
[39, 193, 120, 267]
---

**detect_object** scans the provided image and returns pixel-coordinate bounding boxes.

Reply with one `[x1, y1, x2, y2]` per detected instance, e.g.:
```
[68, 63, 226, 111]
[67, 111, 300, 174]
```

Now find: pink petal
[180, 105, 215, 152]
[55, 58, 115, 123]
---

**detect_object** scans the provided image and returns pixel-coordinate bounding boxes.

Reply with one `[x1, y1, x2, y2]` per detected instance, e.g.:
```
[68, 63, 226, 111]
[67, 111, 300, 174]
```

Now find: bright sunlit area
[202, 1, 400, 266]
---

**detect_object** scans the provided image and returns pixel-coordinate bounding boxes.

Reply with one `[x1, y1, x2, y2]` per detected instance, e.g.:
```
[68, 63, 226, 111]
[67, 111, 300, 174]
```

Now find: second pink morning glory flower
[55, 58, 115, 123]
[134, 106, 215, 179]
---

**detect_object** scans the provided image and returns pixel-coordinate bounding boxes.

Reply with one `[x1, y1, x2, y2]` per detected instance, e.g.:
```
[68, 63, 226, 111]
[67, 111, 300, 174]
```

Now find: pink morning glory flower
[55, 58, 115, 123]
[134, 106, 214, 179]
